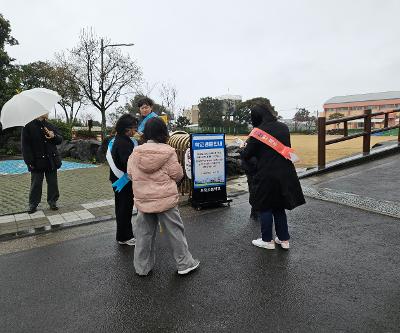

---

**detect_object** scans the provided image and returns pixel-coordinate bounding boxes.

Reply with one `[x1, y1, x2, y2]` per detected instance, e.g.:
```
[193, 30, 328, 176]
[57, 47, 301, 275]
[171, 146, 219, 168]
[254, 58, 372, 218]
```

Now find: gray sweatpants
[134, 206, 196, 275]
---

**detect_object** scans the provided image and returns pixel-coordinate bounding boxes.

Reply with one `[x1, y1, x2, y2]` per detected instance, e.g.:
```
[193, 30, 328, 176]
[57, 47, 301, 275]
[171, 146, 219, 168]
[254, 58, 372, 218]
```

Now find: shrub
[48, 119, 72, 141]
[6, 148, 15, 155]
[290, 129, 317, 135]
[326, 129, 344, 135]
[74, 129, 98, 139]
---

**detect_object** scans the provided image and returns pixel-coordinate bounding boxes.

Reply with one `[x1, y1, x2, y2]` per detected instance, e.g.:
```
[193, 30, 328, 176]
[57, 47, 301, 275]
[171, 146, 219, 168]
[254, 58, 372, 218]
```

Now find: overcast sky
[3, 0, 400, 119]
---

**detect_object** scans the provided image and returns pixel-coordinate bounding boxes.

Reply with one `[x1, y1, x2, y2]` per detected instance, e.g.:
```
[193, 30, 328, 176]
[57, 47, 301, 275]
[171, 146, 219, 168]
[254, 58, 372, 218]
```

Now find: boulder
[57, 141, 76, 158]
[58, 139, 101, 162]
[226, 143, 244, 177]
[227, 143, 242, 153]
[226, 156, 244, 177]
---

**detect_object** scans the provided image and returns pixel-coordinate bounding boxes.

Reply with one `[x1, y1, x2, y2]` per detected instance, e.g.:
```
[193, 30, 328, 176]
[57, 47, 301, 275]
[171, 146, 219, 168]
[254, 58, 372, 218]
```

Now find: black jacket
[21, 119, 63, 172]
[240, 120, 305, 210]
[109, 134, 135, 183]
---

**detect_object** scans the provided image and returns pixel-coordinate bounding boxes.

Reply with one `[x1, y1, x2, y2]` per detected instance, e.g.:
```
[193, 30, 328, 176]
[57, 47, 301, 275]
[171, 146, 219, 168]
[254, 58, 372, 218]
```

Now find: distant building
[182, 105, 199, 125]
[322, 91, 400, 129]
[216, 94, 242, 102]
[186, 95, 243, 125]
[216, 94, 242, 120]
[281, 119, 312, 132]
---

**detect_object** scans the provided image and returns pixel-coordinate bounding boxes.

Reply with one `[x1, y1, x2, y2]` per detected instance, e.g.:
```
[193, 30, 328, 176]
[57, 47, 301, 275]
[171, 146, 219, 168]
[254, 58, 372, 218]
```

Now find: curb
[0, 213, 117, 242]
[302, 185, 400, 219]
[0, 187, 243, 241]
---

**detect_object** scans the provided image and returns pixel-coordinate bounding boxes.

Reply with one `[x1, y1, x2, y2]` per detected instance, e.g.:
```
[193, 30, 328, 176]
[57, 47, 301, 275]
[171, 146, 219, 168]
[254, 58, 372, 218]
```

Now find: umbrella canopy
[0, 88, 61, 130]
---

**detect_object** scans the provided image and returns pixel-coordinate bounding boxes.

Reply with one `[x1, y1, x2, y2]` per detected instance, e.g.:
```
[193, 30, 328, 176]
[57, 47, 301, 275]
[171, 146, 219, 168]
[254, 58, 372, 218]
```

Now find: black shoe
[28, 206, 37, 214]
[49, 204, 59, 211]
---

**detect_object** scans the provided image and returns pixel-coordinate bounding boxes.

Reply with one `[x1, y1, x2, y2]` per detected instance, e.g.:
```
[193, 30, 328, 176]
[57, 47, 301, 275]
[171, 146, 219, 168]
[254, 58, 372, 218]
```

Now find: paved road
[302, 154, 400, 203]
[1, 194, 399, 332]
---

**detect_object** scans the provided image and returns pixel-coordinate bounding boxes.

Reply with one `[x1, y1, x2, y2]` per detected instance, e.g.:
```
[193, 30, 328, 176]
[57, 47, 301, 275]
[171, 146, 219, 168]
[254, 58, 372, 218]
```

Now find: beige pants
[134, 206, 196, 275]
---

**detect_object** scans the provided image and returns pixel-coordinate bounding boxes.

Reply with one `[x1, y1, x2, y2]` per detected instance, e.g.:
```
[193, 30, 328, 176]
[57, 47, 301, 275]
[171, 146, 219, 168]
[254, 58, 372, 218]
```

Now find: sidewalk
[300, 154, 400, 219]
[2, 151, 399, 239]
[0, 169, 249, 239]
[0, 165, 114, 215]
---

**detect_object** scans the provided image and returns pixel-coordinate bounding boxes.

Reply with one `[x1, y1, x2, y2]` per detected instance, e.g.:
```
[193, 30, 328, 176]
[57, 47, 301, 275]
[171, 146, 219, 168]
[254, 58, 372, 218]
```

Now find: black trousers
[29, 170, 59, 208]
[246, 173, 258, 216]
[114, 183, 134, 242]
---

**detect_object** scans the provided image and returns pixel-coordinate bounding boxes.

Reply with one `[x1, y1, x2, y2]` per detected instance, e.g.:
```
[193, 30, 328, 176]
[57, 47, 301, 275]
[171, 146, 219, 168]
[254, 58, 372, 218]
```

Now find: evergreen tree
[0, 13, 19, 111]
[198, 97, 224, 127]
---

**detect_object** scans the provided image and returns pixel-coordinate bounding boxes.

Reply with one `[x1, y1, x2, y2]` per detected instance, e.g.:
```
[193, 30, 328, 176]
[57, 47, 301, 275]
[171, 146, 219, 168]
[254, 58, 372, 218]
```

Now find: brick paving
[0, 165, 113, 215]
[0, 161, 247, 238]
[0, 198, 116, 238]
[2, 152, 400, 239]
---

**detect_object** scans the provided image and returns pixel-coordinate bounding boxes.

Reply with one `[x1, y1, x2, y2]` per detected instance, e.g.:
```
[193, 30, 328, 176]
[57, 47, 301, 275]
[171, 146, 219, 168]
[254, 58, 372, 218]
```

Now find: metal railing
[168, 131, 192, 196]
[318, 108, 400, 169]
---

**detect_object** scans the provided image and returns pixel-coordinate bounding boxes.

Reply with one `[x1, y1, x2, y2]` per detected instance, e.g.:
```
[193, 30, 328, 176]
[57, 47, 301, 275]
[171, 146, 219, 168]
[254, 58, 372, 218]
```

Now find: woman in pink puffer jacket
[127, 117, 200, 276]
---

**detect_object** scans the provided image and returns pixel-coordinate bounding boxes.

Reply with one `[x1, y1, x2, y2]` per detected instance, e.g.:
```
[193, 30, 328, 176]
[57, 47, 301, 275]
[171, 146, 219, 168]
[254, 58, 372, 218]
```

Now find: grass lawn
[226, 134, 398, 168]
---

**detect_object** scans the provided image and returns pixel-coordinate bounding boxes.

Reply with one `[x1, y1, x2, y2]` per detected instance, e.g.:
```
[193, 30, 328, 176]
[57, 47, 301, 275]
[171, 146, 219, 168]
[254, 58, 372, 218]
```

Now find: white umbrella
[0, 88, 61, 130]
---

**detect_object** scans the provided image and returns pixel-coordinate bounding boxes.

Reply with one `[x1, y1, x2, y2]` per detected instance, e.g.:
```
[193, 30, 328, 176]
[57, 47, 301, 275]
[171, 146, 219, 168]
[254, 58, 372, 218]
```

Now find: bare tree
[159, 82, 177, 119]
[107, 105, 127, 127]
[17, 61, 84, 125]
[58, 29, 142, 139]
[80, 111, 95, 126]
[51, 62, 84, 125]
[136, 80, 158, 97]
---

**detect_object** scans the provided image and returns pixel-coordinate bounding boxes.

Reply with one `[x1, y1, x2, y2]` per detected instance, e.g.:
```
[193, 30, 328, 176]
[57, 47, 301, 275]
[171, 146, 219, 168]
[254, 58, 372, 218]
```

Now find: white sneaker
[252, 238, 275, 250]
[118, 238, 136, 246]
[274, 237, 290, 249]
[178, 260, 200, 275]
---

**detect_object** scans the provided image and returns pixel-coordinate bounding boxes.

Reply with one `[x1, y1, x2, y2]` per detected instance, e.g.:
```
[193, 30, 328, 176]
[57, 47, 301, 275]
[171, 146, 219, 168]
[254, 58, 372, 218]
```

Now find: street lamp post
[100, 38, 134, 88]
[100, 39, 134, 80]
[99, 38, 134, 138]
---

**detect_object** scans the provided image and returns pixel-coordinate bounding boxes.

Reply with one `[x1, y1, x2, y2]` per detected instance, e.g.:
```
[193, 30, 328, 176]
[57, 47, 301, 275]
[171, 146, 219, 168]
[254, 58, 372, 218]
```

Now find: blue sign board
[190, 133, 228, 208]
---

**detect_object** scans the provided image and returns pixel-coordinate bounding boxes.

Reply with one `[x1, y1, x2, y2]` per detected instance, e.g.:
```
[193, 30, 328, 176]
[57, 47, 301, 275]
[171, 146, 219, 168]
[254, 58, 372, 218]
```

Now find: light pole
[100, 38, 134, 87]
[100, 39, 134, 80]
[99, 39, 134, 138]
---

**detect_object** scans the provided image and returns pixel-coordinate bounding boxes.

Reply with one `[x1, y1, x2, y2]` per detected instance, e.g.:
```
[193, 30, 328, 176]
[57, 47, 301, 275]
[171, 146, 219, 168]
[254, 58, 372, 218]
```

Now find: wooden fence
[317, 109, 400, 169]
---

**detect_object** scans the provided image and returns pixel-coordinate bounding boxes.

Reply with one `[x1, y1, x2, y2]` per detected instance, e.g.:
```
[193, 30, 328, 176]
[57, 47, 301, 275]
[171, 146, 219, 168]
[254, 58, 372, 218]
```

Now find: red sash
[249, 128, 299, 163]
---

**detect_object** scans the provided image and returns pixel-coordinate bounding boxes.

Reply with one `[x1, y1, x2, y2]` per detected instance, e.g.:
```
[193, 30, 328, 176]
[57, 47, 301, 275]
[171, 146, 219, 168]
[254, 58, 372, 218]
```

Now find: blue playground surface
[0, 160, 98, 175]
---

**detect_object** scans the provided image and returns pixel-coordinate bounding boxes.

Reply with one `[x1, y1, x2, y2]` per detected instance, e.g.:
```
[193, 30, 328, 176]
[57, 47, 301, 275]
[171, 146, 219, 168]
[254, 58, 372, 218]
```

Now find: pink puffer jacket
[127, 142, 183, 213]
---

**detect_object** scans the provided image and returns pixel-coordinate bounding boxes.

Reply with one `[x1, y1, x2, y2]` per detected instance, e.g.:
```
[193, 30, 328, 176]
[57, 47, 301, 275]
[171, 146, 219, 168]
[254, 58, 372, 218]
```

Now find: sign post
[190, 133, 230, 209]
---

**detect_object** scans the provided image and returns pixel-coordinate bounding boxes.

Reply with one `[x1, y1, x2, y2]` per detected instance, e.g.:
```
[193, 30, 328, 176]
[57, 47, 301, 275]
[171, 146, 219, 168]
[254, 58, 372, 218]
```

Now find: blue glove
[112, 173, 130, 192]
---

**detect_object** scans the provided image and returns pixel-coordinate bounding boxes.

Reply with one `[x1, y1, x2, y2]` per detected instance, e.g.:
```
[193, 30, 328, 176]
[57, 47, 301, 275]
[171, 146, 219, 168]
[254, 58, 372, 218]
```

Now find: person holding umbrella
[0, 88, 64, 213]
[21, 112, 63, 213]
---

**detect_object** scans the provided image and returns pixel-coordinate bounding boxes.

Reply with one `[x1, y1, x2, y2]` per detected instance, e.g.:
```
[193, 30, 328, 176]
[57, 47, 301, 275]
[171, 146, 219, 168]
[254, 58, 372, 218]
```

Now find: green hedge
[48, 119, 72, 141]
[184, 125, 250, 135]
[74, 129, 98, 139]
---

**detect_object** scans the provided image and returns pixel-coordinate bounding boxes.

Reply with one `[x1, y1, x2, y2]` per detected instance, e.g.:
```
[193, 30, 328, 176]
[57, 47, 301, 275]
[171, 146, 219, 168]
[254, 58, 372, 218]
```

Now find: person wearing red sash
[240, 101, 305, 250]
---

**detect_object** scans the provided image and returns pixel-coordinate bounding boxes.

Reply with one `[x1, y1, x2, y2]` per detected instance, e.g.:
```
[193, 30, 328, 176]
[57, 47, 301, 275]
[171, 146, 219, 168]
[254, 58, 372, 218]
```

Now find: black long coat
[109, 134, 135, 183]
[21, 119, 63, 172]
[241, 120, 305, 211]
